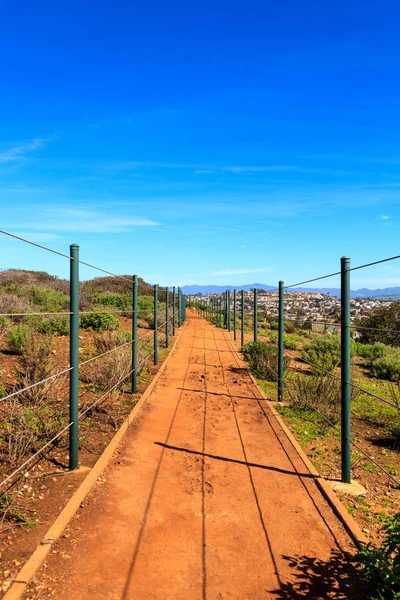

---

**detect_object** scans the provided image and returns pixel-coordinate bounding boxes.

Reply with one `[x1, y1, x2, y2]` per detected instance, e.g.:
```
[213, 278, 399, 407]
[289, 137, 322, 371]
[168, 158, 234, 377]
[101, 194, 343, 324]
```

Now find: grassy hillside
[0, 269, 165, 312]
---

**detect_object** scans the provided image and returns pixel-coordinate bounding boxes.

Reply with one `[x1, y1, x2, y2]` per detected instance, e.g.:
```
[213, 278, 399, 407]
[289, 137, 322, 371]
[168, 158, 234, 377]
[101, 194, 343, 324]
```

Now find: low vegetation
[0, 269, 174, 535]
[235, 304, 400, 548]
[355, 512, 400, 599]
[241, 341, 290, 382]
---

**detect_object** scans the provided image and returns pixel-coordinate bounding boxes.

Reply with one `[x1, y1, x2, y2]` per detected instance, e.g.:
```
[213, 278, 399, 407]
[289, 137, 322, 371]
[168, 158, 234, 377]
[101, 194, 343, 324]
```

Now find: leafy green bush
[24, 315, 70, 336]
[3, 402, 66, 465]
[138, 296, 153, 314]
[270, 321, 279, 331]
[91, 292, 131, 310]
[39, 316, 69, 336]
[355, 512, 400, 599]
[241, 341, 289, 382]
[115, 330, 132, 344]
[355, 342, 388, 361]
[8, 325, 33, 354]
[301, 335, 355, 374]
[27, 286, 69, 312]
[80, 310, 119, 332]
[354, 342, 400, 382]
[138, 296, 155, 327]
[284, 334, 301, 350]
[369, 349, 400, 382]
[0, 315, 11, 338]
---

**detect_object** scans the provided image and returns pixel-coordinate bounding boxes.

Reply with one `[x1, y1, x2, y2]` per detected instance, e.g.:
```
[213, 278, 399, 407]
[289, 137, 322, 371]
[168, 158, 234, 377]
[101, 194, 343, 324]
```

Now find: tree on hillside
[356, 301, 400, 346]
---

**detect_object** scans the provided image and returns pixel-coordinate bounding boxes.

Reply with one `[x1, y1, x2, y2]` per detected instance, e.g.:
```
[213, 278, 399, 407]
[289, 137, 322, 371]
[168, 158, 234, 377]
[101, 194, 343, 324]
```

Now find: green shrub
[355, 512, 400, 599]
[284, 334, 299, 351]
[138, 296, 155, 327]
[301, 335, 355, 374]
[90, 292, 131, 311]
[355, 342, 388, 361]
[3, 402, 66, 465]
[0, 316, 11, 337]
[270, 321, 279, 331]
[354, 342, 400, 382]
[8, 325, 33, 354]
[24, 315, 70, 336]
[285, 374, 341, 424]
[138, 296, 153, 314]
[114, 330, 132, 344]
[369, 350, 400, 382]
[241, 341, 289, 382]
[92, 330, 132, 356]
[80, 310, 119, 332]
[15, 334, 55, 405]
[27, 286, 69, 312]
[40, 316, 69, 336]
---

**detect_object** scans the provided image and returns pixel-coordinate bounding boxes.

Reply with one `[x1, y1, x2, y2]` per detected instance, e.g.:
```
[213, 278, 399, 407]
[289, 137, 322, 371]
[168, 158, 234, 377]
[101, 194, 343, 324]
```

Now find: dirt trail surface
[24, 313, 366, 600]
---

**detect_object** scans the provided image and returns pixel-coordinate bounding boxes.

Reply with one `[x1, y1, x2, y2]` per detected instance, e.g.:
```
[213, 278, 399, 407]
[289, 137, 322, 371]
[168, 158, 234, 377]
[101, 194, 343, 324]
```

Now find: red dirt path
[24, 313, 366, 599]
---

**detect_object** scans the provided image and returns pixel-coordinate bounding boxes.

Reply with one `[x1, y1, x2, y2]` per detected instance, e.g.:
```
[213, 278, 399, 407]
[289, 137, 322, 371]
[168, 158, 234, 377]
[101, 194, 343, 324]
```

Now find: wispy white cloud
[209, 268, 270, 277]
[17, 207, 159, 233]
[0, 138, 50, 164]
[11, 232, 62, 242]
[99, 160, 359, 177]
[381, 215, 390, 220]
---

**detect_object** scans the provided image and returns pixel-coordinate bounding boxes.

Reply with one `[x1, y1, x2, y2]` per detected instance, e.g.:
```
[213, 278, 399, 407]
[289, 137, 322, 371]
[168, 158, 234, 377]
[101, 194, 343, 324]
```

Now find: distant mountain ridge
[182, 283, 400, 299]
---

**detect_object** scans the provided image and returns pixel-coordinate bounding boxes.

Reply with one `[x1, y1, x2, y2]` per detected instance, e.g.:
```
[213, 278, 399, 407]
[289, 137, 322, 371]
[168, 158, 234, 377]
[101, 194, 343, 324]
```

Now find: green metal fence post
[253, 288, 258, 342]
[165, 286, 169, 348]
[69, 243, 79, 471]
[172, 286, 176, 335]
[154, 284, 158, 365]
[241, 290, 245, 346]
[233, 289, 236, 341]
[227, 290, 231, 332]
[178, 287, 182, 327]
[132, 275, 138, 394]
[341, 257, 351, 484]
[278, 281, 284, 402]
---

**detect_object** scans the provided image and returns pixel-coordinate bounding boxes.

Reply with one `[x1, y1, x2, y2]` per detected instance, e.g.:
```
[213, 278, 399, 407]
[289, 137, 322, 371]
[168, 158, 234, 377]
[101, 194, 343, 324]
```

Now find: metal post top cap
[70, 243, 79, 249]
[341, 256, 350, 260]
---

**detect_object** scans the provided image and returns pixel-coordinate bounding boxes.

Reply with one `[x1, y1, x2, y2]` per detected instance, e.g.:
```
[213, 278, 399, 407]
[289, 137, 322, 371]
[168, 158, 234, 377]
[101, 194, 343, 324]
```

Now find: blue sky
[1, 0, 400, 289]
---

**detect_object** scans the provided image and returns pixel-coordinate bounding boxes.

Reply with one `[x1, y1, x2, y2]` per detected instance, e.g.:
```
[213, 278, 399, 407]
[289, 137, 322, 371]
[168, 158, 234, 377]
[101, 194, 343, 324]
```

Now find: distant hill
[0, 269, 155, 297]
[181, 283, 400, 299]
[181, 283, 276, 295]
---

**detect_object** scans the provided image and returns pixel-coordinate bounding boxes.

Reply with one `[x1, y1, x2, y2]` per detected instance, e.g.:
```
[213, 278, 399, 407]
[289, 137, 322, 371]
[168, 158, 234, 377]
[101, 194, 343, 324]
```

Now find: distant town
[188, 290, 387, 331]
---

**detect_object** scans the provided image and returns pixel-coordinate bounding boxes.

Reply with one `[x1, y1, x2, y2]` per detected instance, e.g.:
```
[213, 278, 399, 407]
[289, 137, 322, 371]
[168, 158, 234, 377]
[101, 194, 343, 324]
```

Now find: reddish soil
[24, 313, 366, 599]
[0, 318, 172, 595]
